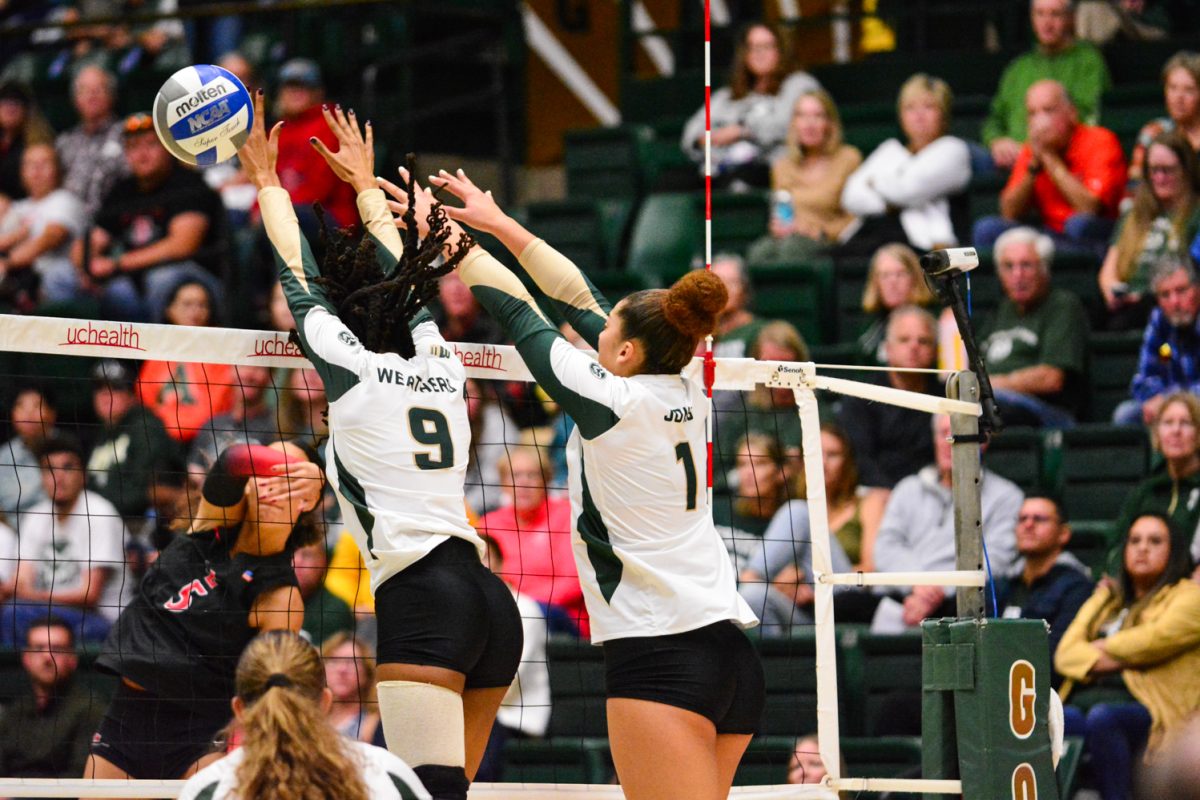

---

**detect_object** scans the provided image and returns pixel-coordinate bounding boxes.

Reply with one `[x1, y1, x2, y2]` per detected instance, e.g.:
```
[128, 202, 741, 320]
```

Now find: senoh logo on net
[58, 322, 145, 351]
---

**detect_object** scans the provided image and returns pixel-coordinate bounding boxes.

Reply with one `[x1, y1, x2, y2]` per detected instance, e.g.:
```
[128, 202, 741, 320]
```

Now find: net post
[795, 385, 842, 783]
[948, 371, 984, 620]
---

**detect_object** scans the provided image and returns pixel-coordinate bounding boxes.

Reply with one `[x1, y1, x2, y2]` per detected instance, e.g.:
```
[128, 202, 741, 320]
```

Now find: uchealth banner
[0, 314, 537, 382]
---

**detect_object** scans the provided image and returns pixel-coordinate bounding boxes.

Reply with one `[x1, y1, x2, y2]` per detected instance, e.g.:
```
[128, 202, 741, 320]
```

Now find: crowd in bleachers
[3, 0, 1200, 795]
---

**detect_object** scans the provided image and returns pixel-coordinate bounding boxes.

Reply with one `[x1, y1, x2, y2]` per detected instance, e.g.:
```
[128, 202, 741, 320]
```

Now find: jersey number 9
[409, 408, 454, 470]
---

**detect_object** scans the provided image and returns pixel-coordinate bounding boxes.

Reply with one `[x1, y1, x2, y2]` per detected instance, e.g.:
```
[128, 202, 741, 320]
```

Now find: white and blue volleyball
[153, 65, 253, 167]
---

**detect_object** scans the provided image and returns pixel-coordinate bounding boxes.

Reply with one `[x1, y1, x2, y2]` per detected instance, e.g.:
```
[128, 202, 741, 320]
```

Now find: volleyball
[152, 64, 253, 166]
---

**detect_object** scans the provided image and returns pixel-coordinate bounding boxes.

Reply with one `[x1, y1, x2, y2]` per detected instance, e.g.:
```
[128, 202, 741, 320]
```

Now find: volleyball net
[0, 312, 1008, 798]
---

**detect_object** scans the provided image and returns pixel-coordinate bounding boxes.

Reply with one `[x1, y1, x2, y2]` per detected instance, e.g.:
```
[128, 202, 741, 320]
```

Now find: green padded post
[922, 619, 962, 800]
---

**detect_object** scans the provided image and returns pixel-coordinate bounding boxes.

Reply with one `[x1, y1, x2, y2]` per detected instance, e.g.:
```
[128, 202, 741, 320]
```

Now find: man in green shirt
[983, 226, 1090, 427]
[984, 0, 1112, 169]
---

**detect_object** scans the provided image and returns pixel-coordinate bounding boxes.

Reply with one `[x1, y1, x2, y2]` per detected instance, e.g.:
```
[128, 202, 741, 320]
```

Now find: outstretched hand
[378, 167, 440, 238]
[310, 105, 375, 193]
[237, 90, 283, 190]
[428, 168, 508, 234]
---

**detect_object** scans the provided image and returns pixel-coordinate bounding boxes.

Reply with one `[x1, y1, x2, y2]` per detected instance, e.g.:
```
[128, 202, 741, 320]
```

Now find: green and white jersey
[460, 240, 757, 643]
[262, 186, 482, 591]
[177, 739, 431, 800]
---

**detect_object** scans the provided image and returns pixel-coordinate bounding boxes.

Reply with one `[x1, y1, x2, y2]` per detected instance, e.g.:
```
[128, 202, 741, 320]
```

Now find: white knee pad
[377, 681, 466, 769]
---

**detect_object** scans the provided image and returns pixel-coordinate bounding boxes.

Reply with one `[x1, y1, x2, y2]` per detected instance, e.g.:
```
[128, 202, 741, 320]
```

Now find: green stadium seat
[626, 192, 703, 284]
[1058, 736, 1085, 799]
[1089, 331, 1142, 423]
[588, 271, 652, 306]
[758, 635, 821, 737]
[564, 124, 653, 200]
[831, 256, 872, 345]
[841, 631, 923, 737]
[523, 199, 611, 274]
[544, 637, 608, 739]
[502, 738, 613, 784]
[843, 122, 901, 156]
[621, 70, 704, 127]
[985, 427, 1045, 491]
[747, 260, 834, 346]
[1066, 520, 1115, 577]
[712, 192, 770, 256]
[1050, 424, 1150, 523]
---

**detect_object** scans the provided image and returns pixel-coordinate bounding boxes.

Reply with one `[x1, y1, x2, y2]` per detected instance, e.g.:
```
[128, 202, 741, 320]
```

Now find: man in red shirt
[272, 59, 357, 230]
[974, 79, 1125, 257]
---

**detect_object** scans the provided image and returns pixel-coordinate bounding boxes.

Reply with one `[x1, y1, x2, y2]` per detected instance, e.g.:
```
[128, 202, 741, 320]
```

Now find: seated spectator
[975, 80, 1125, 257]
[746, 88, 862, 263]
[681, 22, 820, 189]
[0, 143, 87, 308]
[718, 433, 800, 577]
[138, 280, 236, 443]
[1114, 259, 1200, 425]
[476, 536, 550, 783]
[1076, 0, 1171, 46]
[709, 253, 767, 359]
[279, 366, 329, 446]
[478, 445, 587, 637]
[86, 359, 182, 521]
[55, 65, 128, 219]
[997, 494, 1093, 685]
[0, 80, 54, 205]
[787, 734, 829, 787]
[463, 377, 522, 516]
[840, 73, 971, 253]
[8, 434, 126, 645]
[856, 243, 936, 363]
[434, 270, 504, 345]
[838, 306, 941, 491]
[1127, 52, 1200, 191]
[983, 0, 1111, 170]
[1056, 513, 1200, 800]
[322, 631, 382, 745]
[1114, 391, 1200, 558]
[274, 59, 358, 229]
[0, 383, 58, 515]
[982, 226, 1090, 428]
[294, 541, 353, 646]
[817, 422, 884, 570]
[74, 113, 225, 322]
[0, 616, 105, 779]
[186, 365, 279, 475]
[1099, 132, 1200, 330]
[870, 414, 1022, 630]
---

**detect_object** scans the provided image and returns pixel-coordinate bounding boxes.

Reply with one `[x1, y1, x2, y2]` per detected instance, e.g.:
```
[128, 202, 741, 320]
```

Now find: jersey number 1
[409, 408, 454, 470]
[675, 442, 698, 511]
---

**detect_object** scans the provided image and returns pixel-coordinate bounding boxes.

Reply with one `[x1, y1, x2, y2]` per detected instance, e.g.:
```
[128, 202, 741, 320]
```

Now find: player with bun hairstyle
[384, 169, 763, 800]
[85, 440, 324, 782]
[178, 630, 429, 800]
[237, 94, 521, 800]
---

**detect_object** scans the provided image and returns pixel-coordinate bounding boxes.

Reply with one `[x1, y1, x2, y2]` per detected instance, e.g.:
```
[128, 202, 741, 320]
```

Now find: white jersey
[177, 739, 430, 800]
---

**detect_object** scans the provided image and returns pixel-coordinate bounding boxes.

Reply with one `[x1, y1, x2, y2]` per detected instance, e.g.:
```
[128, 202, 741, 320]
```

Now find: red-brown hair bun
[662, 270, 728, 338]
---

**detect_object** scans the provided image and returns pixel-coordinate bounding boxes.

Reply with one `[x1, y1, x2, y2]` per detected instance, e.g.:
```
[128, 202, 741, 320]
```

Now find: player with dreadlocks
[238, 93, 522, 800]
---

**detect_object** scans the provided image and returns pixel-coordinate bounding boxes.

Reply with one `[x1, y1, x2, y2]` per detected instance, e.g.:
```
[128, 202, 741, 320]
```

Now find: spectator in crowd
[0, 383, 57, 515]
[294, 541, 353, 647]
[997, 494, 1093, 684]
[982, 226, 1090, 428]
[278, 366, 328, 445]
[0, 513, 14, 605]
[718, 433, 801, 581]
[86, 358, 181, 521]
[747, 88, 862, 263]
[186, 365, 278, 475]
[322, 632, 383, 744]
[1114, 391, 1200, 559]
[983, 0, 1111, 170]
[0, 80, 54, 205]
[1114, 259, 1200, 425]
[1127, 52, 1200, 190]
[0, 616, 105, 780]
[138, 279, 235, 443]
[710, 253, 766, 359]
[8, 434, 126, 645]
[463, 376, 522, 516]
[857, 243, 936, 364]
[0, 143, 87, 308]
[681, 22, 820, 188]
[55, 65, 128, 218]
[1076, 0, 1172, 45]
[199, 53, 259, 228]
[870, 414, 1022, 629]
[273, 58, 357, 229]
[75, 112, 226, 322]
[840, 73, 972, 253]
[976, 80, 1126, 257]
[476, 536, 550, 783]
[478, 445, 588, 637]
[1099, 132, 1200, 331]
[786, 735, 829, 787]
[1056, 513, 1200, 800]
[838, 306, 940, 492]
[434, 270, 504, 345]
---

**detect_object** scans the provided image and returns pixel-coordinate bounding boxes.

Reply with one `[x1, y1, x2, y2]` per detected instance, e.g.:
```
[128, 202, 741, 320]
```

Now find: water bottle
[772, 190, 794, 227]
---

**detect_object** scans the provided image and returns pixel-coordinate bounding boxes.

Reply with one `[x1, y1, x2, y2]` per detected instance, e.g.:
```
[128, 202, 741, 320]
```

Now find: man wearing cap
[54, 66, 129, 219]
[70, 111, 225, 322]
[86, 359, 182, 522]
[274, 58, 358, 229]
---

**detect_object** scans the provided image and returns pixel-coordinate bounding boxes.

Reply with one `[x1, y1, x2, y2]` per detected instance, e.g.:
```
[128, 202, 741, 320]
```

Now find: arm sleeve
[839, 145, 890, 216]
[458, 249, 619, 439]
[680, 98, 709, 162]
[260, 186, 336, 328]
[874, 137, 972, 208]
[356, 186, 404, 268]
[516, 238, 611, 349]
[1104, 582, 1200, 666]
[1130, 312, 1168, 402]
[1054, 586, 1110, 681]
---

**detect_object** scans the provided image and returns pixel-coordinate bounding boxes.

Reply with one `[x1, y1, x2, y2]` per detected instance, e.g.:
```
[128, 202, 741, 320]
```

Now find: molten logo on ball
[174, 83, 230, 119]
[154, 64, 252, 167]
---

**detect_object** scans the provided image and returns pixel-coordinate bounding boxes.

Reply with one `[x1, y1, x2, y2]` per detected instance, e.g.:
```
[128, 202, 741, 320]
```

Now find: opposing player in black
[84, 441, 324, 782]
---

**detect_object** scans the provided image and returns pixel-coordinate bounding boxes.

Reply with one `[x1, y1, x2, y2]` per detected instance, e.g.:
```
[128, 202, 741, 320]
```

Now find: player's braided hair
[310, 153, 475, 358]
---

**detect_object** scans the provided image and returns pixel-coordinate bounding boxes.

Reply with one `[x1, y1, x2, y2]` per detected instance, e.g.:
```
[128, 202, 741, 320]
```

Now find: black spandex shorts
[375, 536, 523, 689]
[90, 681, 230, 779]
[603, 620, 765, 735]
